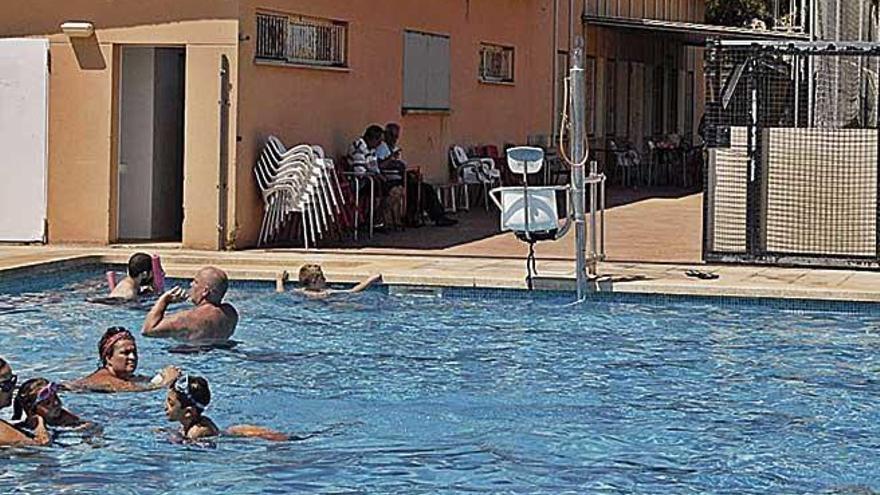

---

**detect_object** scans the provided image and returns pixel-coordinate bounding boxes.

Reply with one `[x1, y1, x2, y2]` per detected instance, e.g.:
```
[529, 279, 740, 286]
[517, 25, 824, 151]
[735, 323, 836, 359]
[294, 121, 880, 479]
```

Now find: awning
[583, 15, 810, 45]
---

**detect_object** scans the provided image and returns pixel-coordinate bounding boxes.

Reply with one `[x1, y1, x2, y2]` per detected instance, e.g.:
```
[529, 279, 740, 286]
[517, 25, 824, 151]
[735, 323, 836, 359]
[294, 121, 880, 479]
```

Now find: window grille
[256, 12, 347, 67]
[479, 43, 514, 83]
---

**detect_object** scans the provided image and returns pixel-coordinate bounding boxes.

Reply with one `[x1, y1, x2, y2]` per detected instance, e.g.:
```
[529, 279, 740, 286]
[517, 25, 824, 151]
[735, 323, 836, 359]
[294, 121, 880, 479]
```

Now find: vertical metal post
[218, 55, 230, 250]
[589, 161, 599, 278]
[808, 0, 816, 126]
[570, 37, 589, 298]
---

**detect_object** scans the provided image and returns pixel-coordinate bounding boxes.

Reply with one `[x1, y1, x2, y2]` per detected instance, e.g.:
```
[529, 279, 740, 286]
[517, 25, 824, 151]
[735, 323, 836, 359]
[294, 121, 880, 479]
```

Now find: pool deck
[1, 243, 879, 303]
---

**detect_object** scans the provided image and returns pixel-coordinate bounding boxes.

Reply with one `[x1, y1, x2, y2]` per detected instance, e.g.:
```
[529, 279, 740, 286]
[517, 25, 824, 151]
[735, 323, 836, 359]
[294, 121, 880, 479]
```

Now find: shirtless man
[109, 252, 154, 301]
[142, 266, 238, 342]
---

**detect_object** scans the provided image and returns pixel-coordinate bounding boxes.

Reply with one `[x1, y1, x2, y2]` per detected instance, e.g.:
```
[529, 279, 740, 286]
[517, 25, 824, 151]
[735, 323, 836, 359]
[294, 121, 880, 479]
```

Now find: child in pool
[275, 264, 381, 299]
[13, 378, 95, 434]
[109, 252, 156, 301]
[165, 375, 287, 442]
[0, 358, 50, 446]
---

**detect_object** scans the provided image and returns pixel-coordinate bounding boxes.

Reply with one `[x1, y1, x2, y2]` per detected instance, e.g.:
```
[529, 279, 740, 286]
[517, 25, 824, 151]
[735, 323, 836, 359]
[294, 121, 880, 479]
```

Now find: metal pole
[570, 36, 588, 299]
[808, 0, 816, 126]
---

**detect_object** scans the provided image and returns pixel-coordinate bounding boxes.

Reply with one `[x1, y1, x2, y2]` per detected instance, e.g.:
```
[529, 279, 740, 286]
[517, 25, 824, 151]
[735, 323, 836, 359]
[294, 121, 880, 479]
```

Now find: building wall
[232, 0, 561, 248]
[0, 1, 239, 248]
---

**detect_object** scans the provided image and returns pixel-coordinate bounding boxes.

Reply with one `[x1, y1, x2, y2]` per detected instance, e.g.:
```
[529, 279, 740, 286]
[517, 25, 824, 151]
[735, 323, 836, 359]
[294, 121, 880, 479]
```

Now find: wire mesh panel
[704, 40, 880, 267]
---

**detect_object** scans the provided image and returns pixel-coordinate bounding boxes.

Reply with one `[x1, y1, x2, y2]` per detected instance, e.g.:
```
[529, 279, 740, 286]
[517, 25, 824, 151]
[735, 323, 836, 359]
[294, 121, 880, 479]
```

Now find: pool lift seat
[490, 147, 573, 289]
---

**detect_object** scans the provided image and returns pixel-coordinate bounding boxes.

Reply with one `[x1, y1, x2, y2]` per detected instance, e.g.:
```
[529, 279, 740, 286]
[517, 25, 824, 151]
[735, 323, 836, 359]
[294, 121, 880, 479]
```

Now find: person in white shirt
[375, 123, 456, 227]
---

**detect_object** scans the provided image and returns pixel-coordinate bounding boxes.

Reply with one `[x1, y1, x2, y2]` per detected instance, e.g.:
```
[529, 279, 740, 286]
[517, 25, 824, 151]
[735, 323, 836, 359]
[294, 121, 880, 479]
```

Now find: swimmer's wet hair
[298, 264, 325, 288]
[12, 377, 50, 420]
[98, 327, 136, 366]
[128, 252, 152, 278]
[0, 357, 7, 370]
[172, 375, 211, 413]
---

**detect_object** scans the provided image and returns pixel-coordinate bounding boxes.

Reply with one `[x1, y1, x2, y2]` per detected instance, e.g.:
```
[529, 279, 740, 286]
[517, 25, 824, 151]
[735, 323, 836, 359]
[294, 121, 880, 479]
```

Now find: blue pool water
[1, 267, 880, 494]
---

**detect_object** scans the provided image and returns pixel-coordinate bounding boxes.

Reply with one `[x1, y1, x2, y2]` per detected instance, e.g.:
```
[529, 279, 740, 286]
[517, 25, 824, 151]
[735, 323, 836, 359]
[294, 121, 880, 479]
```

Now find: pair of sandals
[685, 269, 719, 280]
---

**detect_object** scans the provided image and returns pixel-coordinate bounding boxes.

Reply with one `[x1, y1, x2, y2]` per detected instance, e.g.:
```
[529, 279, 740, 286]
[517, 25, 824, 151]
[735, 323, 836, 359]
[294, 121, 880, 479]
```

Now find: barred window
[479, 43, 514, 83]
[255, 12, 347, 67]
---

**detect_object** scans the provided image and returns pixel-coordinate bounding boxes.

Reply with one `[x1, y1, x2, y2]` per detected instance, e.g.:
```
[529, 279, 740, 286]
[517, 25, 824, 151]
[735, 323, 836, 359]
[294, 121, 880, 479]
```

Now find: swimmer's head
[98, 327, 138, 377]
[189, 267, 229, 305]
[0, 358, 16, 410]
[128, 253, 154, 287]
[166, 375, 210, 423]
[298, 264, 326, 290]
[13, 378, 63, 423]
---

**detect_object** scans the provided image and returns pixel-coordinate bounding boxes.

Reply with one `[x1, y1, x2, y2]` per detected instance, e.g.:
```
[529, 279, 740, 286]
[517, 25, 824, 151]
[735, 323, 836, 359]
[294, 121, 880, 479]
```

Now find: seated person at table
[276, 264, 381, 299]
[142, 266, 239, 343]
[0, 358, 49, 446]
[109, 252, 155, 301]
[348, 125, 404, 227]
[375, 123, 456, 227]
[164, 375, 287, 442]
[65, 327, 180, 393]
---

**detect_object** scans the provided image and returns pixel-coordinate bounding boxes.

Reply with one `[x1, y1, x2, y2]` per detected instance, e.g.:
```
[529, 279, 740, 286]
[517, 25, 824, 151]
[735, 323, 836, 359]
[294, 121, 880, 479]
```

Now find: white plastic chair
[449, 145, 501, 211]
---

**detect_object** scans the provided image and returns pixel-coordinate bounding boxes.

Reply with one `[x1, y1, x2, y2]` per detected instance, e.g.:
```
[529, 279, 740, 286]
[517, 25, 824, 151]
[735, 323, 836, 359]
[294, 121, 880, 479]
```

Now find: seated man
[347, 124, 401, 185]
[348, 125, 405, 228]
[142, 266, 238, 343]
[109, 252, 154, 301]
[375, 123, 456, 227]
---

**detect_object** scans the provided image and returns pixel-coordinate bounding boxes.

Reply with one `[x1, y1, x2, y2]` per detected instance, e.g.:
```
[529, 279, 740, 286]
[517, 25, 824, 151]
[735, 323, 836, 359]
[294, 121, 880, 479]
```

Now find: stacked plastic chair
[254, 135, 345, 247]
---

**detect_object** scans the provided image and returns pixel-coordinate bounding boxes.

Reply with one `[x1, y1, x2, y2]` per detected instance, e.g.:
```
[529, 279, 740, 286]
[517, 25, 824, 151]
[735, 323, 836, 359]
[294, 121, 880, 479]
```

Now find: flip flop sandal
[685, 269, 719, 280]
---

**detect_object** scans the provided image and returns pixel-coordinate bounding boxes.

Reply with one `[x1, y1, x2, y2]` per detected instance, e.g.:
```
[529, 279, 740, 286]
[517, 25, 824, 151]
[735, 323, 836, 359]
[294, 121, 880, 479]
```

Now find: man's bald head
[194, 266, 229, 305]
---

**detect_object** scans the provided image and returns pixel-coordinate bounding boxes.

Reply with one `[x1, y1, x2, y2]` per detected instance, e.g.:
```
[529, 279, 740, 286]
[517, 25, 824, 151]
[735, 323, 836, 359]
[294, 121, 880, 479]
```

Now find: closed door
[0, 38, 48, 242]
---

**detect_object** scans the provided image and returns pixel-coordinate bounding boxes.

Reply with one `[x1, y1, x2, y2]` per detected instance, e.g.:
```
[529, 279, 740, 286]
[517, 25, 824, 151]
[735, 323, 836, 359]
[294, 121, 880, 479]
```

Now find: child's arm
[226, 424, 288, 442]
[343, 274, 382, 294]
[275, 271, 288, 293]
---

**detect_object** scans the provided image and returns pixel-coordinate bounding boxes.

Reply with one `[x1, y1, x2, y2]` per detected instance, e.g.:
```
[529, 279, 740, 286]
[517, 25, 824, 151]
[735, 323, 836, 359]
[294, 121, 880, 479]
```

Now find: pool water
[1, 268, 880, 494]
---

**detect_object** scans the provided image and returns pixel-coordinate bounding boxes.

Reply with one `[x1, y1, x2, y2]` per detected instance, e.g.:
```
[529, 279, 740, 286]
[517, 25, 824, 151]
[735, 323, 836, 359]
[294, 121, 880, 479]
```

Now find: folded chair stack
[254, 136, 345, 247]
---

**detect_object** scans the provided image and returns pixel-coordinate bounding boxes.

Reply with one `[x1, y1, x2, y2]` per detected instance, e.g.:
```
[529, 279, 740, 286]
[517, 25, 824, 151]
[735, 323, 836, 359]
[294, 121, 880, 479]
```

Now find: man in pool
[275, 264, 382, 299]
[142, 266, 238, 342]
[109, 252, 154, 301]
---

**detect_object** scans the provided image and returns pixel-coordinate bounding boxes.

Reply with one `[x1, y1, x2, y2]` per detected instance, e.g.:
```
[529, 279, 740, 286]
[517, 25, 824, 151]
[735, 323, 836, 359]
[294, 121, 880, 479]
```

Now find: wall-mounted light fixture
[60, 21, 94, 39]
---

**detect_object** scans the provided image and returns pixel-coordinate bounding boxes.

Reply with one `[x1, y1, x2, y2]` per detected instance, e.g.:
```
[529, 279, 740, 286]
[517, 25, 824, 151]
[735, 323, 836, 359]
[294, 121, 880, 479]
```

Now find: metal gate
[703, 40, 880, 267]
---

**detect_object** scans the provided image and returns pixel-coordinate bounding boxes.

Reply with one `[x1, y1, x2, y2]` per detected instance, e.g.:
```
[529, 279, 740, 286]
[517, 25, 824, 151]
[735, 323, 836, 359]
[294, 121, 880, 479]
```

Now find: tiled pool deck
[1, 244, 879, 303]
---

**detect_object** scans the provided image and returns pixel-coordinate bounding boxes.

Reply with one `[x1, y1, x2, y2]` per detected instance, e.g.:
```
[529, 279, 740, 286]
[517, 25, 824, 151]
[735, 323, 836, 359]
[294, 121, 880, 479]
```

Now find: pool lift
[489, 37, 605, 299]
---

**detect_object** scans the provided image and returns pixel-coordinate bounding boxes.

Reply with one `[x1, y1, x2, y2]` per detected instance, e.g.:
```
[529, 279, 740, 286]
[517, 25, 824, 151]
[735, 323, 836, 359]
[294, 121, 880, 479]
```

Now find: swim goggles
[35, 382, 59, 405]
[173, 375, 208, 411]
[0, 374, 17, 393]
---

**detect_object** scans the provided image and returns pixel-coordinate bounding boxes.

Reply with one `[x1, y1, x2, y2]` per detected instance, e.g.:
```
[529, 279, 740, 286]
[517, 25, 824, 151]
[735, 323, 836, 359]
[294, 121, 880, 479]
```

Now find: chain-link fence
[703, 41, 880, 267]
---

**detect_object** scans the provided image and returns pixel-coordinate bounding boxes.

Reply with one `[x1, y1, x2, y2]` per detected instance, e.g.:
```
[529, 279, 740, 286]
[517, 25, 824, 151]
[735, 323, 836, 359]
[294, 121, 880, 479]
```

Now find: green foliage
[706, 0, 773, 27]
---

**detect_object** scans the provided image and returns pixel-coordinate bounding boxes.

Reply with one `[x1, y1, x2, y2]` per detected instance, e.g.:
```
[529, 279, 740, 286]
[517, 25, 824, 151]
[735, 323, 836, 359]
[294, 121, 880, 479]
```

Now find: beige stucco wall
[233, 0, 561, 248]
[0, 2, 240, 249]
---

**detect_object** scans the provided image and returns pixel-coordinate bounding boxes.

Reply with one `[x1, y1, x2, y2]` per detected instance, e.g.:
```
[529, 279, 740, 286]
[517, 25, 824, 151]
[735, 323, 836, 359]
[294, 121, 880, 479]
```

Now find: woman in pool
[65, 327, 180, 393]
[0, 358, 50, 446]
[13, 377, 92, 432]
[276, 264, 382, 299]
[165, 374, 287, 442]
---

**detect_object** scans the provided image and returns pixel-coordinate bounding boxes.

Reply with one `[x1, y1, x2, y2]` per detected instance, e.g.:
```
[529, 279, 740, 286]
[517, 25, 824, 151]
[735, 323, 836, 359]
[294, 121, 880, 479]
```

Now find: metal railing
[256, 13, 347, 67]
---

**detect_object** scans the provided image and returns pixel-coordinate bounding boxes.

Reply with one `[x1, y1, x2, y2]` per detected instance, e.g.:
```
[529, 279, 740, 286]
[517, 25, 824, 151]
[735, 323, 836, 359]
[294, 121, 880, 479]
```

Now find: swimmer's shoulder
[188, 418, 220, 440]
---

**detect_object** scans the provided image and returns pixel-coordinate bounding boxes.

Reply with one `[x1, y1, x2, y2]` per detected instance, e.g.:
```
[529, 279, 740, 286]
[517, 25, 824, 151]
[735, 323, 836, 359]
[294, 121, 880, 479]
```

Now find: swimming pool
[1, 266, 880, 494]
